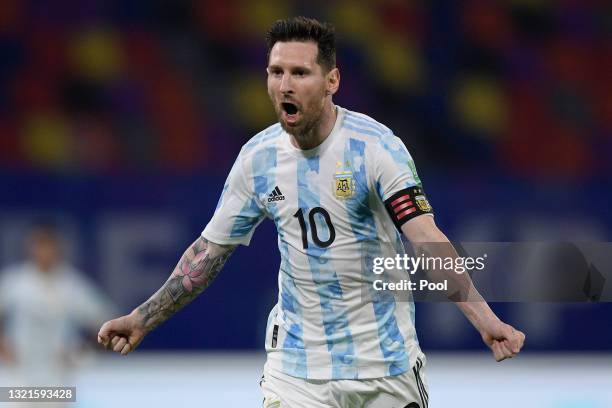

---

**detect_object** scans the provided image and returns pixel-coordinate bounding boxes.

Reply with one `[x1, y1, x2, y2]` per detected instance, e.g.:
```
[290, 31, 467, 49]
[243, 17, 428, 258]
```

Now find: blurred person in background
[0, 221, 115, 388]
[98, 17, 524, 407]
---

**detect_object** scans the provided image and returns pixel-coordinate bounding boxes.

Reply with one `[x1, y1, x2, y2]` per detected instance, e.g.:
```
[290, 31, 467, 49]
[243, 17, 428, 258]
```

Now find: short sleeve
[374, 135, 434, 229]
[66, 269, 116, 330]
[202, 150, 266, 246]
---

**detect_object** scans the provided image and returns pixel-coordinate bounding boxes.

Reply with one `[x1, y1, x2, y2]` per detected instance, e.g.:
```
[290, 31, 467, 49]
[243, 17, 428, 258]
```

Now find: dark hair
[266, 16, 336, 72]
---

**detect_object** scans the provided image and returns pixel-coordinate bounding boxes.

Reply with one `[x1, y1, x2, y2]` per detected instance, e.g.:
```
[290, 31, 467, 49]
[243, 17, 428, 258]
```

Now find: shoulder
[340, 109, 416, 177]
[61, 266, 99, 292]
[340, 108, 400, 150]
[60, 265, 85, 283]
[0, 263, 29, 288]
[241, 123, 284, 157]
[342, 109, 407, 160]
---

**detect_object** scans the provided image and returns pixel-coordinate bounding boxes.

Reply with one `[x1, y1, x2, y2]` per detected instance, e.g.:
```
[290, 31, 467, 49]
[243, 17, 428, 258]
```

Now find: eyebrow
[267, 64, 312, 72]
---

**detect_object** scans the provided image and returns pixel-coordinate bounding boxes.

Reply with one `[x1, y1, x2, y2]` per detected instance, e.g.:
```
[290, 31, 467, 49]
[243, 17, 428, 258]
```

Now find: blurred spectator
[0, 221, 115, 387]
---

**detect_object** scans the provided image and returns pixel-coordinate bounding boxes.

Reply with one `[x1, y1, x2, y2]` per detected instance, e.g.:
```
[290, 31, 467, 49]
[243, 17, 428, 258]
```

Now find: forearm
[414, 238, 500, 330]
[134, 237, 236, 333]
[409, 227, 481, 300]
[454, 299, 500, 333]
[402, 217, 525, 360]
[403, 217, 499, 331]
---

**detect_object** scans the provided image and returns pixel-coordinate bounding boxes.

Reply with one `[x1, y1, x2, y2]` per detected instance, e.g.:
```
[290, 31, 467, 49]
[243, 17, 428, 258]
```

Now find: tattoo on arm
[137, 237, 236, 332]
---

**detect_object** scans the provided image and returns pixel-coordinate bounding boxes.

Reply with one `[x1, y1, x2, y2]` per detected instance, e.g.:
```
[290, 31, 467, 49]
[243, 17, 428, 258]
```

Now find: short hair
[266, 16, 336, 72]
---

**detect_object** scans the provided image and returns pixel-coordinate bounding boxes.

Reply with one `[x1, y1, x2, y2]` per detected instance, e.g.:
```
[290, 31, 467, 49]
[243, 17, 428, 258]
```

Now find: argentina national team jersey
[202, 106, 431, 380]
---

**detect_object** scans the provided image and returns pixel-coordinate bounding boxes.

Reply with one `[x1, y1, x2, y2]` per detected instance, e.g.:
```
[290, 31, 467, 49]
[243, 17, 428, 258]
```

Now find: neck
[290, 101, 337, 150]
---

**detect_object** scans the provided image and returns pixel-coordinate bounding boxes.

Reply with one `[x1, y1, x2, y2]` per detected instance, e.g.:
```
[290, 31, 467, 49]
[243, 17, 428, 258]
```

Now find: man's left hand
[481, 320, 526, 362]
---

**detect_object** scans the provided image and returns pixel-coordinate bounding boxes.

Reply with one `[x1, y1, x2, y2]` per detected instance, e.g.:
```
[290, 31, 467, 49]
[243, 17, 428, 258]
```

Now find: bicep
[374, 135, 422, 200]
[202, 152, 265, 246]
[189, 236, 237, 259]
[373, 136, 435, 230]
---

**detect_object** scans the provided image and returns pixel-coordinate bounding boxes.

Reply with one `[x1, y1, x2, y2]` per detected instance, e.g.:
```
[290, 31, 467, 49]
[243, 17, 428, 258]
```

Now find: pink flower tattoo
[179, 252, 209, 292]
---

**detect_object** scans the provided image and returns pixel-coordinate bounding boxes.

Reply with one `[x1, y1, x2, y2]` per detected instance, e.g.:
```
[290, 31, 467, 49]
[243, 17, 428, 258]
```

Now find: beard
[280, 110, 320, 142]
[271, 95, 326, 142]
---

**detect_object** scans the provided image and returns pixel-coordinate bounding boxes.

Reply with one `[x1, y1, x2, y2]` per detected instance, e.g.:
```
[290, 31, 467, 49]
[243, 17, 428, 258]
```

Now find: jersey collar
[282, 105, 345, 157]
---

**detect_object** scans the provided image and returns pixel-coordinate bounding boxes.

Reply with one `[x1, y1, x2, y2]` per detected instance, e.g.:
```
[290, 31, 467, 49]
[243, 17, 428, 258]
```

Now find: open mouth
[281, 102, 298, 115]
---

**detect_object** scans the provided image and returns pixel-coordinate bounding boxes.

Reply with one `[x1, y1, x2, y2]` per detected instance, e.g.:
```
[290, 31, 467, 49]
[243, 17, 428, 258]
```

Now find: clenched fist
[98, 311, 146, 356]
[481, 320, 526, 362]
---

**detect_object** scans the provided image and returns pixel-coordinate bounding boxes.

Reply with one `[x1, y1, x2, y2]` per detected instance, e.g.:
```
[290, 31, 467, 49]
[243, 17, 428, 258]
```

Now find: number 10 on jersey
[293, 208, 336, 249]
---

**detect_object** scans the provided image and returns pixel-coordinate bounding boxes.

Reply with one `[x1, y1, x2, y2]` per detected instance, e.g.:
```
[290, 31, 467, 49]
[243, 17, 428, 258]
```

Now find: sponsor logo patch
[268, 186, 285, 202]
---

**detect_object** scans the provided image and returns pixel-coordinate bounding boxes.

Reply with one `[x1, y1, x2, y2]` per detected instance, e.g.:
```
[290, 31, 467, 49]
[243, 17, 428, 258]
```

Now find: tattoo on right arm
[136, 237, 236, 333]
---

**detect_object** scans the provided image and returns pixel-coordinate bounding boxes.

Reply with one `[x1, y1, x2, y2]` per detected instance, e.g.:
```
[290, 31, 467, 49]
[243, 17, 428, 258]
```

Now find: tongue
[284, 111, 298, 124]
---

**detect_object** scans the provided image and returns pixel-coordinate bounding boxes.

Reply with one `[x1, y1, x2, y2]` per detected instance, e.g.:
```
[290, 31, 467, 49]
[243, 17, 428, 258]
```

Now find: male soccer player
[98, 17, 525, 407]
[0, 222, 114, 388]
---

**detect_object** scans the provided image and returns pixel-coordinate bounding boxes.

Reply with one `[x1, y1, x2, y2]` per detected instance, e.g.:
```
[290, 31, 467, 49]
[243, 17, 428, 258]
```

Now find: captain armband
[384, 186, 434, 230]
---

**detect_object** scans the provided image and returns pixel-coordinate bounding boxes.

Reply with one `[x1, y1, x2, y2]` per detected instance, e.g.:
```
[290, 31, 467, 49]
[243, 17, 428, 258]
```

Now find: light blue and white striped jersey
[203, 106, 430, 380]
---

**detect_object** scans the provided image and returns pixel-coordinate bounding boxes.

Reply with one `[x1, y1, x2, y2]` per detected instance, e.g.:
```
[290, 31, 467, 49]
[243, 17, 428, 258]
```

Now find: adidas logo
[268, 186, 285, 202]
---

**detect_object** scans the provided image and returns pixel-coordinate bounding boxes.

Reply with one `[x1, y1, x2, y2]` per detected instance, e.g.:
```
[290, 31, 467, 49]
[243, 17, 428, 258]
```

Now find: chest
[10, 275, 71, 323]
[253, 149, 375, 245]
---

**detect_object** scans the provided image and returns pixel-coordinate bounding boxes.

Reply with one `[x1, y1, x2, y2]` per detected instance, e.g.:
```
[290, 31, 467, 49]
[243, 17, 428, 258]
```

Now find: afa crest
[334, 173, 354, 198]
[415, 194, 432, 212]
[333, 160, 355, 199]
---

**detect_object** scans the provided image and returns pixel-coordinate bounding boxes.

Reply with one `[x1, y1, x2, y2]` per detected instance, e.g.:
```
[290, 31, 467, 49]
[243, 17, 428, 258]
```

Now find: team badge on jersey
[334, 174, 354, 198]
[334, 161, 355, 199]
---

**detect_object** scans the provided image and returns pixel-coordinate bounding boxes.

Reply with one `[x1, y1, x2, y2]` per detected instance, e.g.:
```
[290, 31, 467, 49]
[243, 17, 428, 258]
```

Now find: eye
[294, 70, 306, 77]
[269, 68, 282, 77]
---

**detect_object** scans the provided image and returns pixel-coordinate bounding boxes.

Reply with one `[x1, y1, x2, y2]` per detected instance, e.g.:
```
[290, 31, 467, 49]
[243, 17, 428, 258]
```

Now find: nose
[279, 73, 293, 94]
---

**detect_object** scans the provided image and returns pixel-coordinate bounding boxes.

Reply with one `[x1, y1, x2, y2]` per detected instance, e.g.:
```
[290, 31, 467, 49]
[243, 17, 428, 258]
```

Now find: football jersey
[202, 106, 433, 380]
[0, 262, 114, 385]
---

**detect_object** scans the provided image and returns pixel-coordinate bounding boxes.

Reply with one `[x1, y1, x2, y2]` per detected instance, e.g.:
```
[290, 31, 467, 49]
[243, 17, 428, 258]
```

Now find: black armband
[384, 186, 433, 230]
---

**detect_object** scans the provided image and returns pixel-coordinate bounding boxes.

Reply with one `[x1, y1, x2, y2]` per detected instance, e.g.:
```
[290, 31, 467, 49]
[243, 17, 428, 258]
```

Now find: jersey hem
[265, 343, 425, 380]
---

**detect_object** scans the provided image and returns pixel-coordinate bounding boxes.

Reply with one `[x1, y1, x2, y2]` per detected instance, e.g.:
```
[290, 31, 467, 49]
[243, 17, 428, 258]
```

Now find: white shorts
[260, 358, 429, 408]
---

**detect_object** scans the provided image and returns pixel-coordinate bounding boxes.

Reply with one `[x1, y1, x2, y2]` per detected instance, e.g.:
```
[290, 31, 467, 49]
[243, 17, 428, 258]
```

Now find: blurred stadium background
[0, 0, 610, 406]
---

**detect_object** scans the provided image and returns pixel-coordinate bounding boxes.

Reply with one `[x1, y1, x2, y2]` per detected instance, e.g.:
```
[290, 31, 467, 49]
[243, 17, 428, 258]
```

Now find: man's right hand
[97, 310, 146, 356]
[96, 237, 235, 356]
